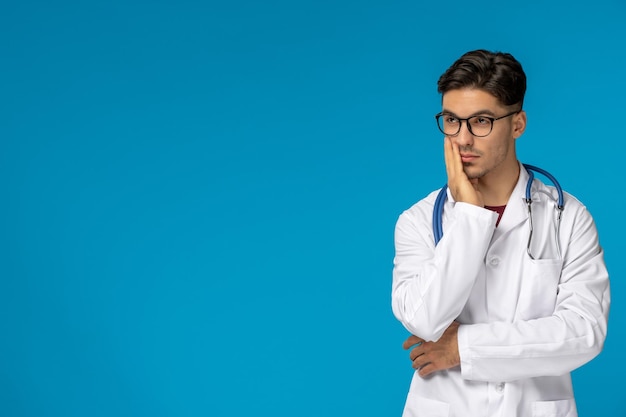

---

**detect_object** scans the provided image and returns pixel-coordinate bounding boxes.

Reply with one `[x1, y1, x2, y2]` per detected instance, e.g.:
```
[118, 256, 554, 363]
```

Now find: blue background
[2, 1, 625, 416]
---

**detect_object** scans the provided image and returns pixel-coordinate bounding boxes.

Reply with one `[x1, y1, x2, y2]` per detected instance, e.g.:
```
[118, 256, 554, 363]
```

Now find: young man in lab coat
[391, 49, 610, 417]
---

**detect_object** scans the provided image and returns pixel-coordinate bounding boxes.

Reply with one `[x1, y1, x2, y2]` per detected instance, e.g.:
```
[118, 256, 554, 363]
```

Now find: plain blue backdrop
[2, 1, 625, 416]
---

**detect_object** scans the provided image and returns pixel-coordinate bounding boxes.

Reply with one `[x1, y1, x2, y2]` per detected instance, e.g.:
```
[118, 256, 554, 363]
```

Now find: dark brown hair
[437, 49, 526, 108]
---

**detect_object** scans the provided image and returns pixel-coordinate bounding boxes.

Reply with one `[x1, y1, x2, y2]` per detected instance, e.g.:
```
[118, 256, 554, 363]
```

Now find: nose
[453, 121, 475, 147]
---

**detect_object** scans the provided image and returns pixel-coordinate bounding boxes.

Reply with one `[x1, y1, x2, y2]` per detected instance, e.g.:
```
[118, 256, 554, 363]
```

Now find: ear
[513, 110, 527, 139]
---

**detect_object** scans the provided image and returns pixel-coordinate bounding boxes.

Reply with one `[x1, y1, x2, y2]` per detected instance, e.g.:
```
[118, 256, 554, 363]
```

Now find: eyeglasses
[435, 110, 521, 137]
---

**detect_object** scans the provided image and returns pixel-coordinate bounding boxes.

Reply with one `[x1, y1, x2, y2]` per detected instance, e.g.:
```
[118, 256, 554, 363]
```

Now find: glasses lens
[437, 114, 460, 136]
[468, 116, 493, 137]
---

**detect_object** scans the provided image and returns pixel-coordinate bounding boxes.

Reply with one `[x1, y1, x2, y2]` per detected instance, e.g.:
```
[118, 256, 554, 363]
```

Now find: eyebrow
[441, 108, 498, 118]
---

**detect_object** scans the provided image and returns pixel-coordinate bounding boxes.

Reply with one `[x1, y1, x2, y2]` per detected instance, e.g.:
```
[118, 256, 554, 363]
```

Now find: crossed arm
[400, 138, 480, 378]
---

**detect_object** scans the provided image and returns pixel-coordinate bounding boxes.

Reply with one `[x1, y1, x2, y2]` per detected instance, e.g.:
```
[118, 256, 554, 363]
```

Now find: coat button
[489, 257, 500, 266]
[495, 382, 505, 393]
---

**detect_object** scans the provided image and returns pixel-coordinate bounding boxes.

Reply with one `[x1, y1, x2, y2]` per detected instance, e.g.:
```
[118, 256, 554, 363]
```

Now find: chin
[463, 166, 485, 180]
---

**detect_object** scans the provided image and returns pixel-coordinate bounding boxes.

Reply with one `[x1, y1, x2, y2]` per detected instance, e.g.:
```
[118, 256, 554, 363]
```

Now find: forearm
[458, 309, 608, 382]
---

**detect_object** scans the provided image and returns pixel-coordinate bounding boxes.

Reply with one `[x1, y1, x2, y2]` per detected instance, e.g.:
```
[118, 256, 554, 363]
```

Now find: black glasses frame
[434, 110, 521, 137]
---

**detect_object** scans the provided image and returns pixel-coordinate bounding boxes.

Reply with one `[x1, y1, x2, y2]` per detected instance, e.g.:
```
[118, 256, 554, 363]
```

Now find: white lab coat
[392, 163, 610, 417]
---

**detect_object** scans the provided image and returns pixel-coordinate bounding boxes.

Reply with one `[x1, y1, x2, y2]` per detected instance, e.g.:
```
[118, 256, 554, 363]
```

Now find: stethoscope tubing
[432, 164, 564, 246]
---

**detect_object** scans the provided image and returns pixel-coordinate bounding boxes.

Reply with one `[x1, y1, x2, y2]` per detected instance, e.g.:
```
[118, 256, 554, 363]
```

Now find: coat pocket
[516, 258, 563, 320]
[532, 398, 577, 417]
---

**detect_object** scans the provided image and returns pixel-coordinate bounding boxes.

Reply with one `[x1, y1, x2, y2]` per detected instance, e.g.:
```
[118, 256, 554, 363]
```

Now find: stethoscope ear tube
[522, 164, 564, 209]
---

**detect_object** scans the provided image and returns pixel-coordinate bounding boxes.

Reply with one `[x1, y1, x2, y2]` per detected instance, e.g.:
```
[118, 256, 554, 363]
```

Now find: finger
[417, 362, 437, 378]
[402, 335, 423, 350]
[444, 139, 466, 198]
[443, 137, 458, 181]
[444, 137, 461, 173]
[409, 345, 424, 361]
[443, 136, 452, 177]
[411, 352, 430, 370]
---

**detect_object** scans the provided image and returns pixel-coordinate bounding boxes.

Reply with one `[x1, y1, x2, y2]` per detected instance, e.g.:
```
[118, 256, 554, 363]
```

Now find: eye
[472, 116, 491, 125]
[444, 115, 459, 125]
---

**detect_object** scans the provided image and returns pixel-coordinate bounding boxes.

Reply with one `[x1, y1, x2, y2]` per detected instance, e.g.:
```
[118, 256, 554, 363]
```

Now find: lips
[460, 154, 478, 163]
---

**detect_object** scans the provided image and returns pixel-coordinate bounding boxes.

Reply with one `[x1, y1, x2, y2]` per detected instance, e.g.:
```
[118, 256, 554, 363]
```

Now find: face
[441, 88, 525, 180]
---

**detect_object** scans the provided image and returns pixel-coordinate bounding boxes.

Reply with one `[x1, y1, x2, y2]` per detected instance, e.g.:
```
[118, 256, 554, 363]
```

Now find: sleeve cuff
[458, 324, 473, 379]
[454, 202, 499, 226]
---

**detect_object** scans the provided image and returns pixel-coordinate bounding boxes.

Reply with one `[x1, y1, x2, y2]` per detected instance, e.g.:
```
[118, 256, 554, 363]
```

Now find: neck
[476, 162, 520, 206]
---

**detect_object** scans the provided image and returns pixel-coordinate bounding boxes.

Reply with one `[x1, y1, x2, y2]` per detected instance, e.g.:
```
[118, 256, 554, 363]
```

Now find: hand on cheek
[444, 137, 483, 207]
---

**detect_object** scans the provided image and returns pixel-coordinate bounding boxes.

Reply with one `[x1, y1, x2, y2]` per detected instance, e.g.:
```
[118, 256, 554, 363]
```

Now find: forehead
[441, 88, 505, 114]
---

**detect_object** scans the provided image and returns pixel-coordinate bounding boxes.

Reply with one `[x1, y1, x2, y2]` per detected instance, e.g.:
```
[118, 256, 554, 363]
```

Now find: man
[391, 49, 610, 417]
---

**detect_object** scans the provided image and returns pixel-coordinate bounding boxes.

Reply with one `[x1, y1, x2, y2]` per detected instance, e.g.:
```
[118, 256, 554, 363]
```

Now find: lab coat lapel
[491, 164, 530, 244]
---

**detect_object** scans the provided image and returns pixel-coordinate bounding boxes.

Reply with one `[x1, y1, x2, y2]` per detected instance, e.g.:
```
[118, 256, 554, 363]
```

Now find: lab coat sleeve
[392, 201, 498, 342]
[458, 204, 610, 382]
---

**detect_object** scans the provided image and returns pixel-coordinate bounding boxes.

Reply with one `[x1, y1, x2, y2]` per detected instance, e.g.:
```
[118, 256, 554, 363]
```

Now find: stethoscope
[432, 164, 564, 260]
